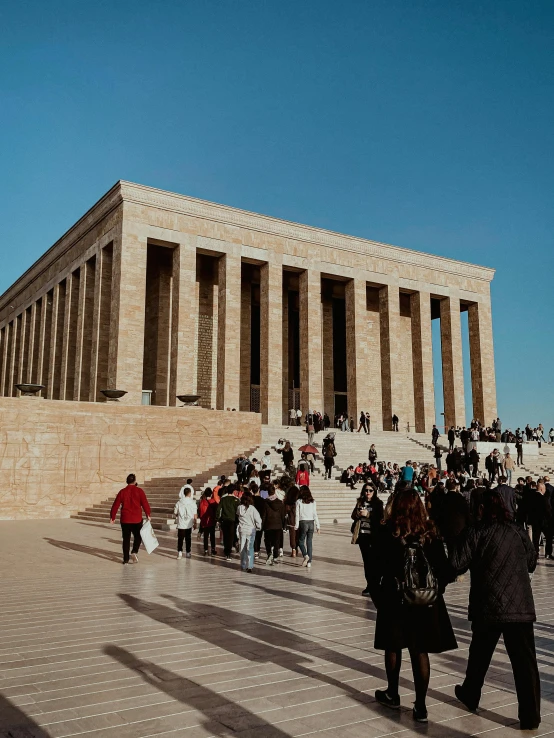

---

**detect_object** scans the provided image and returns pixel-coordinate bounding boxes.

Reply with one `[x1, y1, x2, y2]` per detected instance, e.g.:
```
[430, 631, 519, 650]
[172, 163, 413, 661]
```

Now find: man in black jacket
[450, 489, 540, 731]
[447, 426, 456, 452]
[544, 476, 554, 559]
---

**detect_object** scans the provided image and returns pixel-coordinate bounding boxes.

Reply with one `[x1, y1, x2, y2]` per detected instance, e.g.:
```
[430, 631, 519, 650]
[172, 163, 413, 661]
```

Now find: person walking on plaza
[284, 484, 300, 556]
[450, 489, 541, 731]
[392, 413, 399, 432]
[174, 486, 197, 559]
[198, 488, 218, 555]
[351, 484, 384, 602]
[295, 485, 320, 568]
[237, 491, 262, 572]
[357, 411, 367, 433]
[216, 487, 239, 561]
[110, 474, 151, 565]
[373, 488, 457, 723]
[262, 484, 286, 566]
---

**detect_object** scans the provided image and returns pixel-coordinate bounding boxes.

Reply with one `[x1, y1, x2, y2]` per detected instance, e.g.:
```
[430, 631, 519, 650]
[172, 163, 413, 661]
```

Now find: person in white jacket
[174, 487, 197, 559]
[237, 490, 262, 572]
[295, 485, 320, 568]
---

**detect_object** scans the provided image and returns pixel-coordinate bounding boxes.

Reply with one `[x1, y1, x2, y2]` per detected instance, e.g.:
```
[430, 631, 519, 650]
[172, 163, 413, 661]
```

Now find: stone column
[299, 268, 323, 414]
[321, 295, 334, 419]
[345, 278, 371, 422]
[0, 325, 7, 396]
[216, 253, 241, 410]
[170, 238, 198, 405]
[27, 302, 37, 384]
[6, 320, 16, 396]
[36, 296, 47, 387]
[468, 298, 497, 426]
[260, 261, 283, 425]
[379, 284, 402, 430]
[108, 225, 146, 404]
[47, 284, 61, 399]
[411, 290, 435, 433]
[73, 264, 88, 400]
[440, 295, 465, 429]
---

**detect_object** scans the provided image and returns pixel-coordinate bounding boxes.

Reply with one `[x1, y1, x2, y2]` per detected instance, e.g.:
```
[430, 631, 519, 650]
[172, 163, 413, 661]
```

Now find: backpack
[397, 541, 438, 607]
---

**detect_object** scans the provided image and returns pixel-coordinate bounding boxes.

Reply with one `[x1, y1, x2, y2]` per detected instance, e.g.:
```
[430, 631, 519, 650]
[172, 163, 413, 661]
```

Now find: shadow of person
[103, 644, 293, 737]
[117, 593, 498, 734]
[0, 692, 50, 737]
[236, 579, 377, 622]
[44, 538, 121, 563]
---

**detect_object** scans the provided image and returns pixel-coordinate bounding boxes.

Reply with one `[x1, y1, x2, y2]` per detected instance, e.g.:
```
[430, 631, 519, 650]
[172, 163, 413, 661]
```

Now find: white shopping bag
[140, 520, 159, 554]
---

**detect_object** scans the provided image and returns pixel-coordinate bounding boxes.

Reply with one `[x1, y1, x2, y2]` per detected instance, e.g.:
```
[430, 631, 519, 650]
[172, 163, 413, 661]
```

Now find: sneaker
[361, 588, 371, 597]
[254, 552, 259, 559]
[375, 690, 400, 709]
[204, 550, 208, 556]
[266, 555, 274, 566]
[274, 557, 280, 564]
[186, 552, 191, 558]
[279, 548, 284, 557]
[413, 705, 428, 723]
[307, 562, 311, 568]
[226, 556, 231, 562]
[301, 555, 309, 567]
[122, 561, 130, 565]
[454, 685, 478, 712]
[177, 552, 183, 559]
[131, 553, 139, 563]
[247, 568, 253, 573]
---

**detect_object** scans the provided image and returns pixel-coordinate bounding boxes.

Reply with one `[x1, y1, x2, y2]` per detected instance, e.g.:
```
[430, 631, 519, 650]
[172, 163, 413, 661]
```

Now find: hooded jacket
[262, 496, 286, 530]
[173, 490, 197, 530]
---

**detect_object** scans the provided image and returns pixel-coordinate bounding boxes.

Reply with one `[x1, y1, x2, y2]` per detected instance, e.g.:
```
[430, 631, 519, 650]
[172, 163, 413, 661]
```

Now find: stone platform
[1, 519, 554, 737]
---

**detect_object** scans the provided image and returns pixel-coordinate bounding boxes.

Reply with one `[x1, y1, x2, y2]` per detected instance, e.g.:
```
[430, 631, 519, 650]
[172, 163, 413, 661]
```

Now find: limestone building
[0, 181, 497, 431]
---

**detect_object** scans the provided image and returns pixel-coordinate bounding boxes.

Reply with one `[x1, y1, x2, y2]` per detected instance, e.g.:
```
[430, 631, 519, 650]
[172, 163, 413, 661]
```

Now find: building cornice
[120, 181, 496, 282]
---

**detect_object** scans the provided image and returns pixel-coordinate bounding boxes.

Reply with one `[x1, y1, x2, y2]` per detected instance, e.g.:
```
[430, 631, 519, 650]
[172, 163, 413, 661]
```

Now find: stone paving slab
[0, 519, 554, 737]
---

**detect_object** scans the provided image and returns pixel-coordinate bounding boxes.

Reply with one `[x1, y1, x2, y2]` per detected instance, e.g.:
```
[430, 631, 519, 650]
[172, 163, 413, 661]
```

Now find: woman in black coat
[373, 488, 457, 723]
[450, 489, 540, 731]
[351, 484, 384, 602]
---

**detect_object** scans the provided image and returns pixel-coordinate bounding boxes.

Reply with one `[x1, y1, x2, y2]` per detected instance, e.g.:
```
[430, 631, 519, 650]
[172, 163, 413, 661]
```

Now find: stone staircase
[72, 445, 257, 530]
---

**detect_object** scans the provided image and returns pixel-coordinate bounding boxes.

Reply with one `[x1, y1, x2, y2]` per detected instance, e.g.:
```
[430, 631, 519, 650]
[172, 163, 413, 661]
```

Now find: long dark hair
[388, 488, 436, 541]
[299, 485, 313, 503]
[202, 487, 213, 500]
[284, 484, 300, 506]
[241, 491, 253, 509]
[357, 484, 376, 504]
[482, 489, 511, 524]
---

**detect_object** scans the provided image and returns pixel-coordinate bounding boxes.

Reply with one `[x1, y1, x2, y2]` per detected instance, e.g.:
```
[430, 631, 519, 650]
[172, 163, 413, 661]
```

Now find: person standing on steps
[110, 474, 152, 565]
[448, 426, 456, 452]
[295, 485, 320, 568]
[431, 425, 440, 446]
[174, 487, 197, 559]
[368, 444, 378, 466]
[392, 414, 399, 432]
[357, 411, 367, 433]
[516, 436, 524, 466]
[366, 412, 371, 434]
[351, 484, 384, 602]
[216, 487, 240, 561]
[323, 434, 337, 480]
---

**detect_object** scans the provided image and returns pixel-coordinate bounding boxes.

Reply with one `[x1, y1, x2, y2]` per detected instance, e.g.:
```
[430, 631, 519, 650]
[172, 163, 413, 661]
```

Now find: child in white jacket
[174, 488, 197, 559]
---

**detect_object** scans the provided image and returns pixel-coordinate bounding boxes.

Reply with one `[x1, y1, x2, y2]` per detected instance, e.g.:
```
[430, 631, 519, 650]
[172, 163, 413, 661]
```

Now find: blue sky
[1, 0, 552, 429]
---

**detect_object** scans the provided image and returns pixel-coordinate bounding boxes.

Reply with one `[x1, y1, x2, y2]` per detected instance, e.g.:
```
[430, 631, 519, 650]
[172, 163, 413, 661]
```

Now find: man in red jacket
[110, 474, 152, 565]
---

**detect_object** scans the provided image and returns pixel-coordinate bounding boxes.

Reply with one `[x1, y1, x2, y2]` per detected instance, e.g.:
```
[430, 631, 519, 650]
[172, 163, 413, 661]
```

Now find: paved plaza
[1, 519, 554, 738]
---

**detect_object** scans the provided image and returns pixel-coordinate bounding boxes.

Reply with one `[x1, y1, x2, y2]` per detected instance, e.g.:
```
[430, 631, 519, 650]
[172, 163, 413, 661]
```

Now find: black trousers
[121, 522, 142, 563]
[462, 621, 540, 726]
[531, 523, 546, 554]
[203, 526, 216, 552]
[254, 529, 263, 553]
[545, 526, 553, 557]
[220, 520, 235, 557]
[177, 528, 192, 553]
[357, 536, 380, 605]
[264, 529, 280, 558]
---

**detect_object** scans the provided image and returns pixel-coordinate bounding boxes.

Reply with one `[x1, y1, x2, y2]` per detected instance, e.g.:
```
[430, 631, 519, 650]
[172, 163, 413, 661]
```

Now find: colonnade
[0, 237, 497, 432]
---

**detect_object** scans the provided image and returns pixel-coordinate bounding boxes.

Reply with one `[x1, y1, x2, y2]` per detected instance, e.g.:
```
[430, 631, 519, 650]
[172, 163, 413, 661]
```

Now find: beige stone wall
[0, 398, 261, 520]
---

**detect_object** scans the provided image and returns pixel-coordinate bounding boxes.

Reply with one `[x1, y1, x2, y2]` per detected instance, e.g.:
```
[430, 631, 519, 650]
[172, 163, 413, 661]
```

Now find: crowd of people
[108, 413, 554, 731]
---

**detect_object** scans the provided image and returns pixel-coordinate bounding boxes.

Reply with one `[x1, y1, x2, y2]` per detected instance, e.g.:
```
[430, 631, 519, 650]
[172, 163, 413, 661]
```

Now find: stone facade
[0, 398, 260, 519]
[0, 181, 497, 430]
